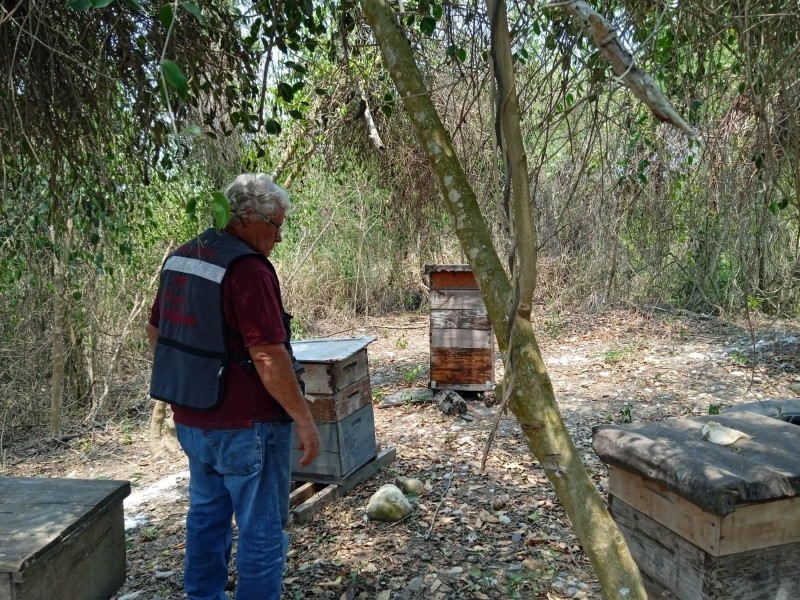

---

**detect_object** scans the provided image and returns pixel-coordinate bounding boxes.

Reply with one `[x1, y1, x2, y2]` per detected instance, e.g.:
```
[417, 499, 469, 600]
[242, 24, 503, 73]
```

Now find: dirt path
[3, 308, 799, 599]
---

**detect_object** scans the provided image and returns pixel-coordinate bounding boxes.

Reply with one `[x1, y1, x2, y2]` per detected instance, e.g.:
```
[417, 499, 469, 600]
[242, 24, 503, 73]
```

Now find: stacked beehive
[290, 337, 377, 484]
[425, 264, 494, 392]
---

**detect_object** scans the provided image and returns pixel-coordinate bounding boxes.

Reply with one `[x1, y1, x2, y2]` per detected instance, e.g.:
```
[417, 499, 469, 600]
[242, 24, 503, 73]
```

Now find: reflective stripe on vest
[163, 256, 226, 283]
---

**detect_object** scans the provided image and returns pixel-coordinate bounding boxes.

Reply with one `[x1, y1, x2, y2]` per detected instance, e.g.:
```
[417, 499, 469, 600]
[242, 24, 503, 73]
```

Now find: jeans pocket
[206, 426, 263, 475]
[175, 423, 195, 460]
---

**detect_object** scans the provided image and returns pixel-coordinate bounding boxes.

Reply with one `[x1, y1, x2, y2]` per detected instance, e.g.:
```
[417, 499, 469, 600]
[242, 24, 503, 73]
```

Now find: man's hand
[249, 343, 322, 468]
[295, 420, 321, 467]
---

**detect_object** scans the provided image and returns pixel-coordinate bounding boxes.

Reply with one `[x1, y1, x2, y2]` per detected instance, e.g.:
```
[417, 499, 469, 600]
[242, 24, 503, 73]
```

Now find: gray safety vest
[149, 228, 302, 410]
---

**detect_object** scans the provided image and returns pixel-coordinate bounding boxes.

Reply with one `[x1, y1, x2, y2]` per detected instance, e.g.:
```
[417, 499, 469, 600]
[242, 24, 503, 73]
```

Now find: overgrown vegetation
[1, 0, 798, 441]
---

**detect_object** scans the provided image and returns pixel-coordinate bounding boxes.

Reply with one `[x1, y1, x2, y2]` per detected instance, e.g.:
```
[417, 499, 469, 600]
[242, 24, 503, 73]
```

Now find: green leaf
[159, 4, 174, 29]
[160, 60, 188, 97]
[210, 192, 231, 231]
[120, 0, 144, 10]
[565, 92, 574, 106]
[180, 1, 207, 25]
[265, 119, 282, 135]
[419, 16, 436, 36]
[67, 0, 93, 10]
[768, 201, 778, 215]
[277, 82, 295, 102]
[183, 124, 202, 136]
[91, 0, 116, 7]
[432, 4, 443, 19]
[456, 48, 467, 63]
[289, 110, 303, 119]
[186, 197, 197, 217]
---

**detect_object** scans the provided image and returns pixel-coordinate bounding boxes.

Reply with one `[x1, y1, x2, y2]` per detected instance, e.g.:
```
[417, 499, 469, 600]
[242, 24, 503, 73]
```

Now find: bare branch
[558, 0, 695, 137]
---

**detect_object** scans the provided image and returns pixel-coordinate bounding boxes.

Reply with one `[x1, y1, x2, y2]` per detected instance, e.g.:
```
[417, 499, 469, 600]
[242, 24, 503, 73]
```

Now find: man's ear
[240, 209, 258, 225]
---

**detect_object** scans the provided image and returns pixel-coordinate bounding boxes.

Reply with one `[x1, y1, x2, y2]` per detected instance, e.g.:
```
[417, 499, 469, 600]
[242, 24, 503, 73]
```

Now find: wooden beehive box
[290, 336, 377, 484]
[425, 264, 494, 391]
[593, 412, 800, 599]
[0, 477, 130, 600]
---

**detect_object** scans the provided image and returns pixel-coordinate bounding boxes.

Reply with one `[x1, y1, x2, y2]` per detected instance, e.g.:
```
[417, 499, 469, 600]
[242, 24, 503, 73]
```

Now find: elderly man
[147, 173, 320, 600]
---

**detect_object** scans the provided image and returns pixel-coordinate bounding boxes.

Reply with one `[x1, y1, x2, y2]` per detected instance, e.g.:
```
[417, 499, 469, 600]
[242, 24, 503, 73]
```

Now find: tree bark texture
[49, 218, 74, 438]
[487, 0, 537, 322]
[360, 1, 646, 597]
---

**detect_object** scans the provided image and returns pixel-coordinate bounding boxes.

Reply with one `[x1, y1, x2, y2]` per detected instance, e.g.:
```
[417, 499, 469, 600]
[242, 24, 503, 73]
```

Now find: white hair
[224, 173, 290, 222]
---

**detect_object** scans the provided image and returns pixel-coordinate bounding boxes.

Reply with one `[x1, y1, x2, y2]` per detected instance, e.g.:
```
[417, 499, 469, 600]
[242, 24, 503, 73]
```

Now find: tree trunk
[360, 1, 647, 597]
[49, 218, 74, 438]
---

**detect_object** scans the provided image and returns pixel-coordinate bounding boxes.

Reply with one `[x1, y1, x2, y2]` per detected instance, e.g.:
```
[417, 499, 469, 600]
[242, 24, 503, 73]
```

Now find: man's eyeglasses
[265, 218, 283, 234]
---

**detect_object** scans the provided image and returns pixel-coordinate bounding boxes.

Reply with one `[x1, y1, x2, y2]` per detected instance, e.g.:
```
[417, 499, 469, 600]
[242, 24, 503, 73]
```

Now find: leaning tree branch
[556, 0, 695, 137]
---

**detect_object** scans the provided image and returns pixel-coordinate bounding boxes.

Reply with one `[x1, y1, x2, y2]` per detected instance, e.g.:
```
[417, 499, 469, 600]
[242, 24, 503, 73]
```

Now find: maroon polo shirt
[150, 254, 290, 428]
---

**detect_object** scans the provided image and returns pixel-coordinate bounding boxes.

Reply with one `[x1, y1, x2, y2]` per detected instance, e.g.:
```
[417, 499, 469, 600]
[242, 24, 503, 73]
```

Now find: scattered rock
[118, 593, 144, 600]
[492, 496, 507, 511]
[366, 484, 413, 522]
[154, 570, 175, 580]
[379, 389, 433, 408]
[406, 575, 423, 593]
[395, 476, 425, 496]
[435, 390, 468, 415]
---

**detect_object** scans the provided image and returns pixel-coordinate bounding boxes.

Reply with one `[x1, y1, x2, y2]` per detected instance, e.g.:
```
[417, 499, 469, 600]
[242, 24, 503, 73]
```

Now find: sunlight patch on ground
[124, 470, 188, 530]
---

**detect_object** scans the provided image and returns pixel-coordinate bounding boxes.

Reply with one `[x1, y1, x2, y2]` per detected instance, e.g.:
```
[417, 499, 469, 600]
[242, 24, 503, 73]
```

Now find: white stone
[366, 484, 413, 522]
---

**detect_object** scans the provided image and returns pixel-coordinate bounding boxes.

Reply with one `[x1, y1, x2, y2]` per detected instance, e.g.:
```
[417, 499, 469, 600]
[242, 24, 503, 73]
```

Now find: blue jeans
[176, 421, 292, 600]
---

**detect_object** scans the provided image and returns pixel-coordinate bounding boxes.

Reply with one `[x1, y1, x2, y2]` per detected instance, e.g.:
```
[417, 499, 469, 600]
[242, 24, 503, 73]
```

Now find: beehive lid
[291, 336, 376, 363]
[424, 264, 472, 274]
[0, 477, 130, 573]
[592, 411, 800, 516]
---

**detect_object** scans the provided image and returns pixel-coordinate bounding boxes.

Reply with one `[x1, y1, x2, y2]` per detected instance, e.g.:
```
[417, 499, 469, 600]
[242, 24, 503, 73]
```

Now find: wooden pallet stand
[289, 447, 396, 523]
[593, 411, 800, 599]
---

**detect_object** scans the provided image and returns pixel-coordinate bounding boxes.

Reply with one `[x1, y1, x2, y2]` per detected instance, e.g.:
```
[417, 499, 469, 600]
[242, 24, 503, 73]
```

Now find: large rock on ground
[435, 390, 467, 415]
[366, 484, 413, 522]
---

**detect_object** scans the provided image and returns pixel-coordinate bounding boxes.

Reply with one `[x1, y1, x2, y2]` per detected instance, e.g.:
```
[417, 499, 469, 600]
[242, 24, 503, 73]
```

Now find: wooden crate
[291, 402, 377, 484]
[425, 264, 494, 391]
[0, 478, 130, 600]
[291, 337, 378, 483]
[293, 336, 375, 422]
[593, 411, 800, 599]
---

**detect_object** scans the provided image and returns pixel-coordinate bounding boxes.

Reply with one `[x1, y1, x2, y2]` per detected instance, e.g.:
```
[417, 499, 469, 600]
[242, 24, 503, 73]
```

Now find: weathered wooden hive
[290, 336, 377, 484]
[593, 411, 800, 599]
[424, 264, 494, 392]
[0, 478, 130, 600]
